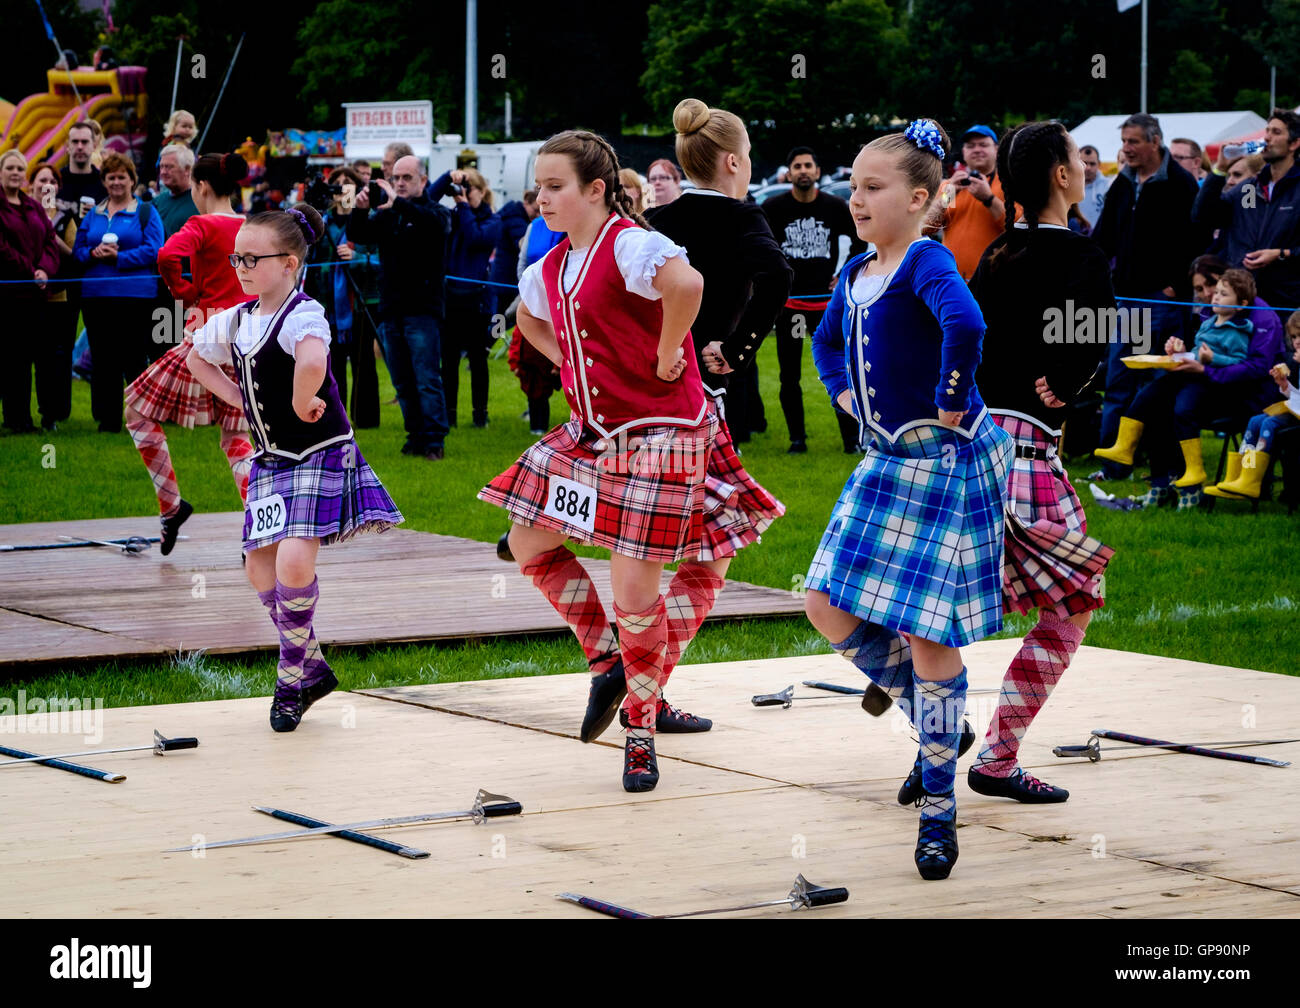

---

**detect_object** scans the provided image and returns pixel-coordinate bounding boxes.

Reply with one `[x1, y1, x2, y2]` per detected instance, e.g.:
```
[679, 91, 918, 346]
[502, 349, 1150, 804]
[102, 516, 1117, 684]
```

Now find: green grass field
[1, 337, 1295, 708]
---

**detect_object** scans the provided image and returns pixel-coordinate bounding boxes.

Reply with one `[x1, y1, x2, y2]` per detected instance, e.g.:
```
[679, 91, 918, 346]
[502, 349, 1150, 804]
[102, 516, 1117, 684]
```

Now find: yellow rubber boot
[1216, 449, 1270, 498]
[1094, 417, 1144, 466]
[1205, 452, 1245, 497]
[1173, 438, 1207, 487]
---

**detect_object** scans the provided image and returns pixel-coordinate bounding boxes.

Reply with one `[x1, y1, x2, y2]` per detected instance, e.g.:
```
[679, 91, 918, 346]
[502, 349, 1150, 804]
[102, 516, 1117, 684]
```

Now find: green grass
[1, 339, 1296, 708]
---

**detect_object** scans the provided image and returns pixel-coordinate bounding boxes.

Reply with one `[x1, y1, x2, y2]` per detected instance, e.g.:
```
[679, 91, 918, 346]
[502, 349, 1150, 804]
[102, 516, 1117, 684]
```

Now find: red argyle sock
[661, 561, 725, 690]
[221, 432, 255, 503]
[127, 417, 179, 517]
[974, 610, 1085, 777]
[614, 597, 668, 734]
[520, 545, 619, 676]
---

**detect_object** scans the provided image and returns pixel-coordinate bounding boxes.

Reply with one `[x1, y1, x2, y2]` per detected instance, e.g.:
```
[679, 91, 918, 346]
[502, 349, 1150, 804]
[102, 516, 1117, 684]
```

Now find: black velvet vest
[229, 293, 352, 460]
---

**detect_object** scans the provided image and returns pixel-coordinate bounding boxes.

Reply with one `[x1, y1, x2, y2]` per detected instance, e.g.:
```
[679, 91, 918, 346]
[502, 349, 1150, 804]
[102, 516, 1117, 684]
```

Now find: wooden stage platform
[0, 513, 802, 667]
[1, 641, 1296, 918]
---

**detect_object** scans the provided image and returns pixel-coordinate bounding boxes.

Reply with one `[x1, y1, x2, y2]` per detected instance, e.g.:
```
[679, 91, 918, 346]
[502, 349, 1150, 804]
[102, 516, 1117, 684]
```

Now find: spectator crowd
[1, 107, 1297, 508]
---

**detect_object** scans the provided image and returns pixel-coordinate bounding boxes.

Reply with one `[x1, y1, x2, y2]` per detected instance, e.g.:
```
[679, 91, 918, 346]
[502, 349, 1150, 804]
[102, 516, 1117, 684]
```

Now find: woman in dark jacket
[0, 149, 62, 432]
[429, 167, 501, 427]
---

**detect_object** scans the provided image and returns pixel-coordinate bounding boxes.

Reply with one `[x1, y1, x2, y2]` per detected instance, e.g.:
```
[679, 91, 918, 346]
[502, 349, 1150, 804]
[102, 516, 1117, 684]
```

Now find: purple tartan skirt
[242, 440, 403, 551]
[994, 413, 1113, 617]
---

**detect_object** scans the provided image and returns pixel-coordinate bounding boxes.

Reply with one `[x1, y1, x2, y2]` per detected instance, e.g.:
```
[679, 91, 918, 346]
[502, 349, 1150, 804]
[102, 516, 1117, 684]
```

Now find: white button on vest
[585, 357, 593, 366]
[872, 411, 881, 421]
[867, 387, 875, 397]
[596, 414, 604, 423]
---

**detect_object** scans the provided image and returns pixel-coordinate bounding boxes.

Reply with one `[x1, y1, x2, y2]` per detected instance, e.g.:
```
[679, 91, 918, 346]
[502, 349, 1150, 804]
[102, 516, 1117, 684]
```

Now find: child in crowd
[1095, 268, 1258, 497]
[1207, 310, 1300, 499]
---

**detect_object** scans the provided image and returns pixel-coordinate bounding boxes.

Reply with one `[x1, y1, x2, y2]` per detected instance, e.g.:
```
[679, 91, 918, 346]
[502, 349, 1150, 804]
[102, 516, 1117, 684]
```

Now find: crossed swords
[165, 789, 523, 860]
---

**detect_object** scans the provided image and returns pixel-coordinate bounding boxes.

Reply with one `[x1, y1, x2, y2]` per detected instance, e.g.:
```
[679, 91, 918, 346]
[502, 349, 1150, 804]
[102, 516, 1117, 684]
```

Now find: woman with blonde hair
[639, 97, 790, 735]
[618, 167, 646, 214]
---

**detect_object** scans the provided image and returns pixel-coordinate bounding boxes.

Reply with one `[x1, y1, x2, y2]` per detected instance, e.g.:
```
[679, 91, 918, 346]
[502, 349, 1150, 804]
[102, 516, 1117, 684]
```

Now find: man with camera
[939, 124, 1007, 281]
[347, 154, 452, 460]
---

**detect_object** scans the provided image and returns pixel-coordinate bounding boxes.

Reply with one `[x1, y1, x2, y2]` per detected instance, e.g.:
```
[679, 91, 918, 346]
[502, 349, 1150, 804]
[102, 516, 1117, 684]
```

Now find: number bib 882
[247, 493, 288, 538]
[543, 476, 596, 535]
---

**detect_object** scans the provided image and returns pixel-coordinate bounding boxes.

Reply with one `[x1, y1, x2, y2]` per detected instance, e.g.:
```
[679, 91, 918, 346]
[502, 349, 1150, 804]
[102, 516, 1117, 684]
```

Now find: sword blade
[162, 808, 479, 852]
[0, 743, 153, 767]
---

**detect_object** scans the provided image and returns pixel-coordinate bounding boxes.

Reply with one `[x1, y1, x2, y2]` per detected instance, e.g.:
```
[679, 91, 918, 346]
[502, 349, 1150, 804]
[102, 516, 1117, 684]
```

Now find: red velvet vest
[541, 214, 707, 439]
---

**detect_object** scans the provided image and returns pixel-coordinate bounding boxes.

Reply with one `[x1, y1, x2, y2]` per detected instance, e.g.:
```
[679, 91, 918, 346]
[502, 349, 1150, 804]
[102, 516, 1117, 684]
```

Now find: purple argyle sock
[273, 578, 321, 691]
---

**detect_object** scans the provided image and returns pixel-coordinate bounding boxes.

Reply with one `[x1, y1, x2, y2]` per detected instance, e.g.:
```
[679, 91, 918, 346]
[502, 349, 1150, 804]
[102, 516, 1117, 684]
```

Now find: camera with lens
[447, 182, 464, 197]
[304, 172, 343, 212]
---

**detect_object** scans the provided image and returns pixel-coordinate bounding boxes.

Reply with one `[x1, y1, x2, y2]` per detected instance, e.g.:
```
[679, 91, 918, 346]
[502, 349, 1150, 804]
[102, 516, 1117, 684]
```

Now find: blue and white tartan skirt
[805, 411, 1013, 647]
[242, 440, 404, 551]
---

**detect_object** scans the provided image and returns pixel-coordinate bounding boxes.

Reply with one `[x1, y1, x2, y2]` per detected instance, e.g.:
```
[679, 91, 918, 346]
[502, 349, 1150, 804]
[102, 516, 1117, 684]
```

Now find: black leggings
[441, 291, 490, 423]
[81, 296, 153, 432]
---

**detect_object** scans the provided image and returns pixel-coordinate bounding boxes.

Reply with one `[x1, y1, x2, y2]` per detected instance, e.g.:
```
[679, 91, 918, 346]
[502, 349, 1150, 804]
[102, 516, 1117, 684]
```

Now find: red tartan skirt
[994, 413, 1114, 617]
[696, 416, 785, 561]
[124, 339, 247, 433]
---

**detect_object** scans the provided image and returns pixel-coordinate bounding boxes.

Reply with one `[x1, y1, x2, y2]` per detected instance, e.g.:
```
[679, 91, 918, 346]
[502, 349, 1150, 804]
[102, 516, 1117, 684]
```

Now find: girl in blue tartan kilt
[187, 203, 402, 733]
[804, 120, 1013, 880]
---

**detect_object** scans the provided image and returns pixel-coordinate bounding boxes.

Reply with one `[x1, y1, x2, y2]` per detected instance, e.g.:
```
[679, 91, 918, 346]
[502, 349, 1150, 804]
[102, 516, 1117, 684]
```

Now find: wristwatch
[979, 193, 994, 208]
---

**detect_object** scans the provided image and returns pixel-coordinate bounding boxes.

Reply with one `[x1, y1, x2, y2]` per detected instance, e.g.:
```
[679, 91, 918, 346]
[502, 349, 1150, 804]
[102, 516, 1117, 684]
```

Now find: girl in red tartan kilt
[966, 121, 1117, 803]
[480, 129, 778, 793]
[124, 152, 256, 554]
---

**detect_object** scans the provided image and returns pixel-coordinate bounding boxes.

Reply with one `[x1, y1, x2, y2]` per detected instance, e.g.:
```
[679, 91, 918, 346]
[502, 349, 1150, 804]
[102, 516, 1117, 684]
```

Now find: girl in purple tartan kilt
[803, 120, 1013, 881]
[966, 121, 1116, 803]
[187, 203, 402, 733]
[480, 130, 761, 794]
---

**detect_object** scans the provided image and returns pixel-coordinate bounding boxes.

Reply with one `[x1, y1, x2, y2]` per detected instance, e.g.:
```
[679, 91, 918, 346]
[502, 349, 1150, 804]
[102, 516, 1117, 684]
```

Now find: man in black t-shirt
[762, 147, 866, 452]
[54, 122, 108, 378]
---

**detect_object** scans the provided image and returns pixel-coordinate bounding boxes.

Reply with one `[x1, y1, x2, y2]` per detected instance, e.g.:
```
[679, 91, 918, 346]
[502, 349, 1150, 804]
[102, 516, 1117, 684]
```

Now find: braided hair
[987, 120, 1073, 272]
[537, 130, 649, 228]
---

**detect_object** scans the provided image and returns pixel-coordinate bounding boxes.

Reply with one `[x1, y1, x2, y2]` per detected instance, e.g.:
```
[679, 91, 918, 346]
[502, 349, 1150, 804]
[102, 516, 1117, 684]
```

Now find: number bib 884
[543, 476, 596, 535]
[247, 493, 288, 538]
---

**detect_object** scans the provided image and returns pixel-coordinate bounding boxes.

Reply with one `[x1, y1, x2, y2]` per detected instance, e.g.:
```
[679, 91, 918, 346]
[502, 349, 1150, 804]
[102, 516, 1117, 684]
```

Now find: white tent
[1070, 110, 1268, 159]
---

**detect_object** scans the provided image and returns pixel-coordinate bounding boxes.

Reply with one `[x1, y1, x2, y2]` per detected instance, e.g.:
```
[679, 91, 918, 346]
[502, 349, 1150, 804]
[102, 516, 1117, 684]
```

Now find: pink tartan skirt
[480, 411, 782, 563]
[124, 339, 247, 433]
[994, 412, 1114, 617]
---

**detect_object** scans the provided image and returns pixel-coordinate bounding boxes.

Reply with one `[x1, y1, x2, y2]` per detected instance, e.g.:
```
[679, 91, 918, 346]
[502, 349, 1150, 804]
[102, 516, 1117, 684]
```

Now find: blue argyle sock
[915, 667, 968, 819]
[829, 620, 915, 720]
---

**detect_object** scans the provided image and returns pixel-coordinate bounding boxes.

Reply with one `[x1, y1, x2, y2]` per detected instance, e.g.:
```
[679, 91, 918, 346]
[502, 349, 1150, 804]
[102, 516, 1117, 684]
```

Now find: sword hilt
[752, 685, 794, 708]
[153, 729, 200, 754]
[472, 789, 523, 822]
[789, 874, 849, 910]
[1052, 737, 1102, 762]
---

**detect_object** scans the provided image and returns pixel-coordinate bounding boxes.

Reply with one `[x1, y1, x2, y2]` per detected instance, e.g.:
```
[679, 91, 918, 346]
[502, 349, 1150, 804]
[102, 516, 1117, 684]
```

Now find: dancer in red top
[124, 152, 254, 553]
[480, 130, 718, 793]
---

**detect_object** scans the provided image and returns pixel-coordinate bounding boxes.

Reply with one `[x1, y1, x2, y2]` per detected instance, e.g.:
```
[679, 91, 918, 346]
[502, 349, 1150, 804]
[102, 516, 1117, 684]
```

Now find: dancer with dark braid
[964, 121, 1115, 802]
[124, 152, 255, 553]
